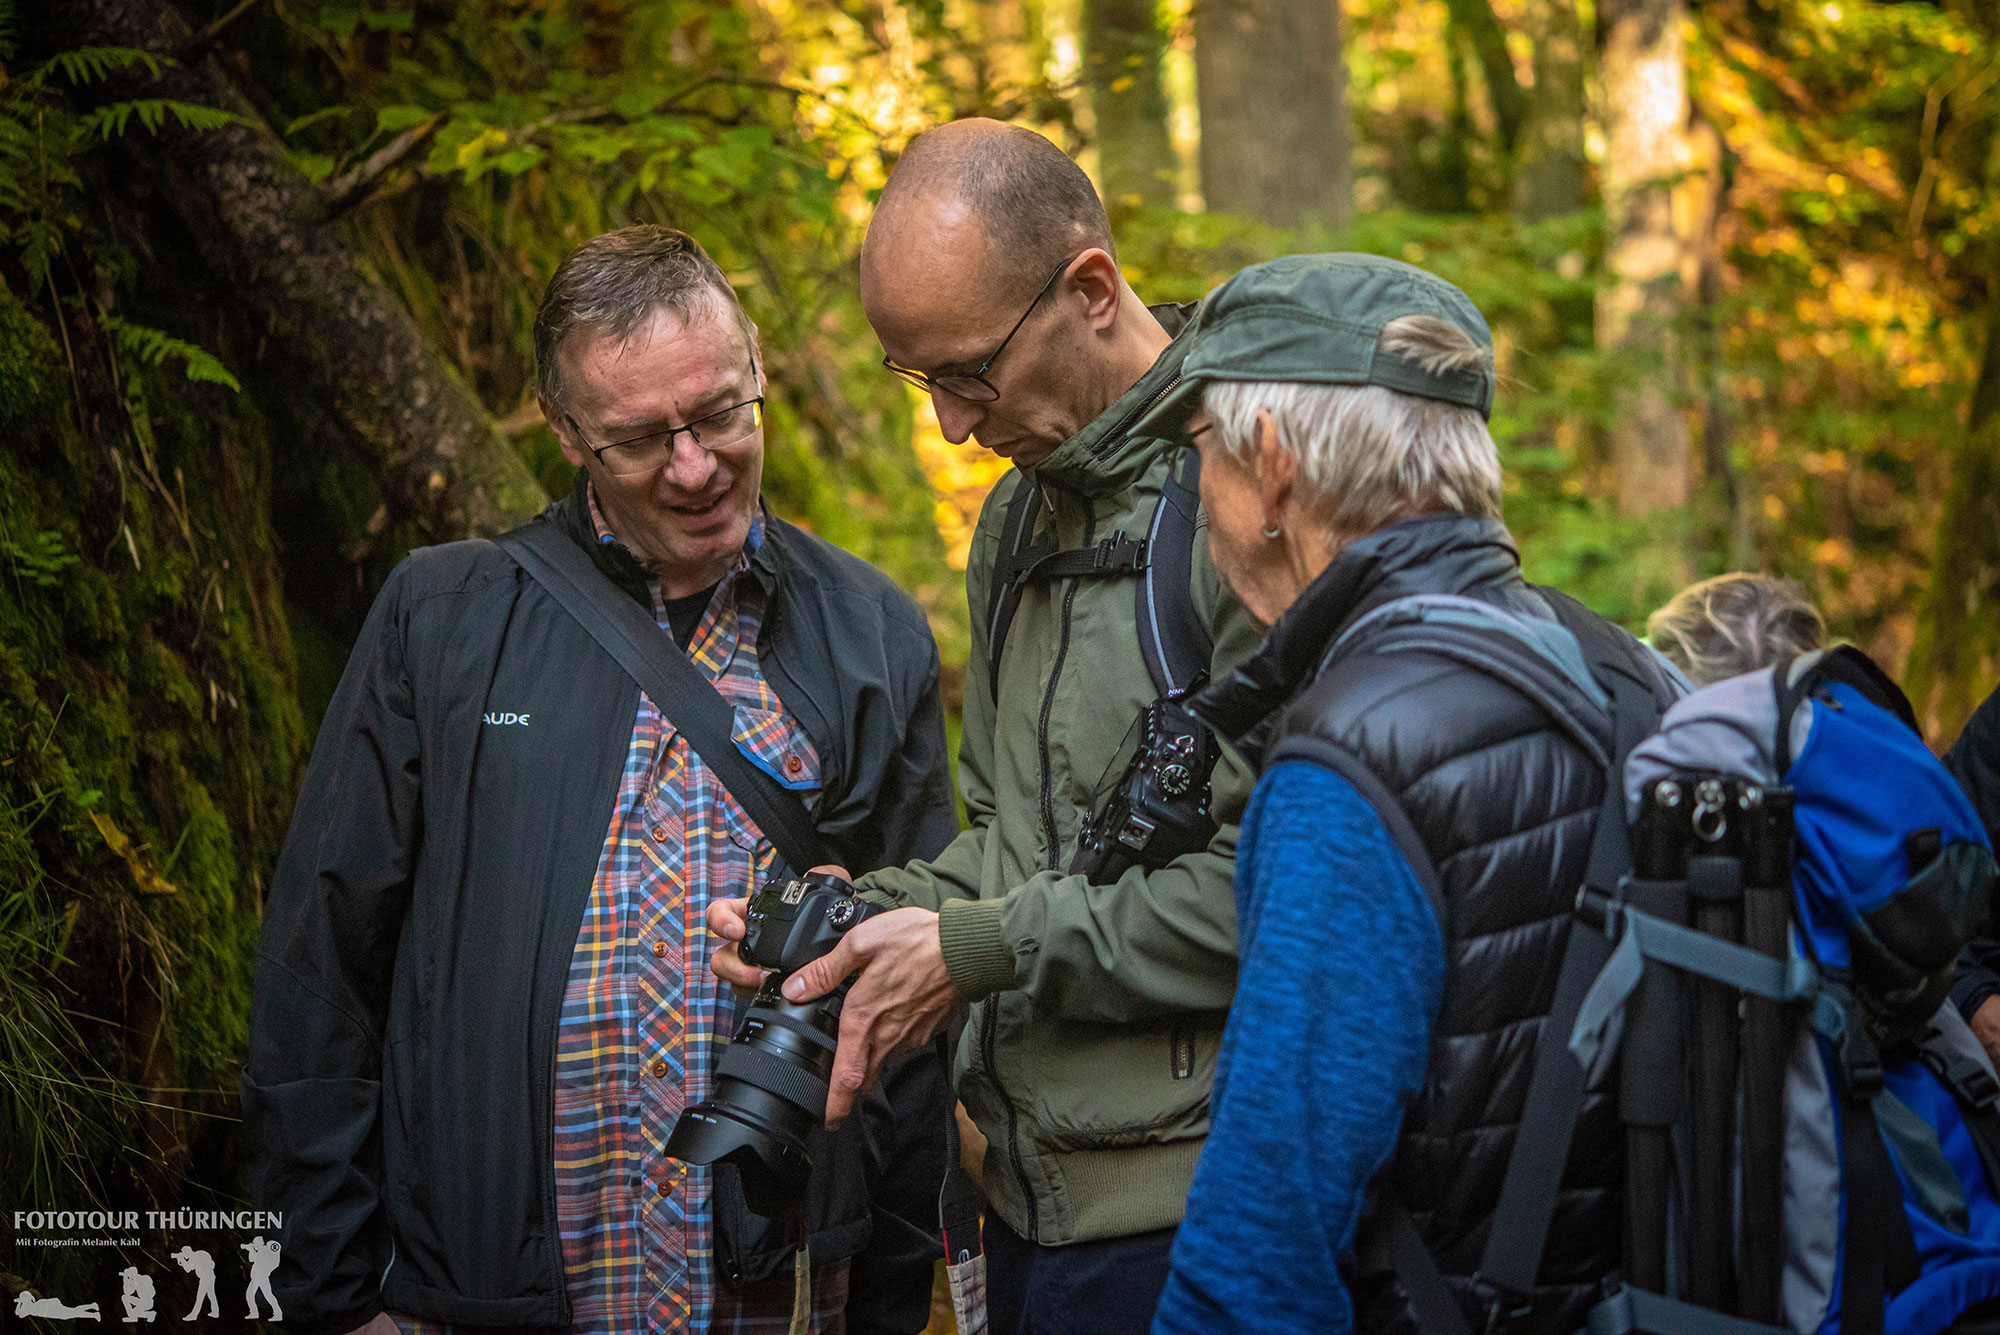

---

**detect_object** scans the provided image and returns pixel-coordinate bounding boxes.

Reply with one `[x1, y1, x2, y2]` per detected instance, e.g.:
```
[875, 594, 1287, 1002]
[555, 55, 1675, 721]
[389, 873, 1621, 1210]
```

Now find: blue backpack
[1604, 647, 2000, 1335]
[1352, 605, 2000, 1335]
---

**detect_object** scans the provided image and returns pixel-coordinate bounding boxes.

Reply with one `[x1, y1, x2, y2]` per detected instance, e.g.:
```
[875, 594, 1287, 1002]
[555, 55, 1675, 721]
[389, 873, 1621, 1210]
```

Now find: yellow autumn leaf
[89, 810, 179, 896]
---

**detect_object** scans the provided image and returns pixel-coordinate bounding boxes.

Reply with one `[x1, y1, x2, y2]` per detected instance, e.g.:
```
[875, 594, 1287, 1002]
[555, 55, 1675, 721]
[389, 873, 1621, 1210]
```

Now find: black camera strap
[500, 521, 835, 878]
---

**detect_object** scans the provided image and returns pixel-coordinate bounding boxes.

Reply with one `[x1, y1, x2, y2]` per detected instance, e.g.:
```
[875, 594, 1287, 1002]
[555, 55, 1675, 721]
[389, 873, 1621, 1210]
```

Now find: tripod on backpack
[1576, 774, 1795, 1325]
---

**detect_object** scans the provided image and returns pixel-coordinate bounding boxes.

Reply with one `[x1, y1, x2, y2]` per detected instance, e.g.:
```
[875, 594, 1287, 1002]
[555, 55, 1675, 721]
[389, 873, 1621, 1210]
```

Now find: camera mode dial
[827, 898, 864, 930]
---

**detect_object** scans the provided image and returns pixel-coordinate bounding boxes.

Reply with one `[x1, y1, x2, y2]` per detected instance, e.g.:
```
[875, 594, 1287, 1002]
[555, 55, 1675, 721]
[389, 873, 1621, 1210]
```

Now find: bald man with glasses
[710, 119, 1262, 1335]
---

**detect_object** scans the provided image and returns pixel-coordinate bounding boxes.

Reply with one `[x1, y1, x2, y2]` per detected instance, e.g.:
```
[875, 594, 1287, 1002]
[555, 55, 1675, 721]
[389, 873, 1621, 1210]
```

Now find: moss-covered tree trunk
[0, 269, 307, 1320]
[3, 0, 550, 1316]
[36, 0, 547, 543]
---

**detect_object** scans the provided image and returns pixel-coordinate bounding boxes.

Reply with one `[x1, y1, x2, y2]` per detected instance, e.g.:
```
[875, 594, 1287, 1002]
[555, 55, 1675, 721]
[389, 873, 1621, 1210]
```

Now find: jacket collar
[1192, 512, 1525, 745]
[542, 467, 784, 611]
[1027, 301, 1199, 499]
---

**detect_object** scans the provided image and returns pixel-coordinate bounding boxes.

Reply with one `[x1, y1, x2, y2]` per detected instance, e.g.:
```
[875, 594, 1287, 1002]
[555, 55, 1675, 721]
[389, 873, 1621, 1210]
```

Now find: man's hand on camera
[780, 905, 962, 1127]
[346, 1313, 400, 1335]
[707, 864, 852, 990]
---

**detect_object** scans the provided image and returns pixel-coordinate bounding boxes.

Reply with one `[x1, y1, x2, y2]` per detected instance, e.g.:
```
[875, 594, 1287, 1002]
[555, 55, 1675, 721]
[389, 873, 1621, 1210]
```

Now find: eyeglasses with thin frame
[881, 253, 1081, 403]
[564, 393, 764, 478]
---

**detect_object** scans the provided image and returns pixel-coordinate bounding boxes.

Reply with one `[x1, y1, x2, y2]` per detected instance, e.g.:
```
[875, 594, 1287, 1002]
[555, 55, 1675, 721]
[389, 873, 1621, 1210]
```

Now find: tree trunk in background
[1084, 0, 1178, 211]
[1907, 126, 2000, 741]
[1512, 0, 1589, 220]
[45, 0, 547, 543]
[1597, 0, 1692, 516]
[1194, 0, 1352, 228]
[1442, 0, 1527, 158]
[1686, 117, 1752, 569]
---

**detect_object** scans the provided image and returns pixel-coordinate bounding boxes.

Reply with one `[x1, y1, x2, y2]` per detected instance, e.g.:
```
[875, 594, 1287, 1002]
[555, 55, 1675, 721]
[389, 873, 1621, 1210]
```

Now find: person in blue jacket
[1129, 255, 1680, 1334]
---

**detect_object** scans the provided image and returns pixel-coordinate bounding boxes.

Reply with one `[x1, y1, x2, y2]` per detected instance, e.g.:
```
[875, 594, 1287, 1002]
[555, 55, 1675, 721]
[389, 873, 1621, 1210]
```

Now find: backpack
[1352, 603, 2000, 1335]
[982, 445, 1211, 701]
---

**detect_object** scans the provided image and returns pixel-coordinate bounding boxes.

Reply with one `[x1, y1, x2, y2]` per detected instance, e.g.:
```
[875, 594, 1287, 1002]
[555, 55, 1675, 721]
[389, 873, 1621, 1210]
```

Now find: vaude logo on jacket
[482, 711, 531, 726]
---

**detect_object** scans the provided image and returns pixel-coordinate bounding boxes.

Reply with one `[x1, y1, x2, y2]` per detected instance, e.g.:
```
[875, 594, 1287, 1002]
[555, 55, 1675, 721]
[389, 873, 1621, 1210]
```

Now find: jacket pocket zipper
[1171, 1025, 1194, 1080]
[982, 998, 1039, 1241]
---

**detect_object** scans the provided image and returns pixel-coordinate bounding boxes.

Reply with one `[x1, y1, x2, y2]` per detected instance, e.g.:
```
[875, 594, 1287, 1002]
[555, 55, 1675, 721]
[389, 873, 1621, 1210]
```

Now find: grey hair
[1202, 314, 1503, 543]
[534, 224, 757, 411]
[1646, 573, 1825, 686]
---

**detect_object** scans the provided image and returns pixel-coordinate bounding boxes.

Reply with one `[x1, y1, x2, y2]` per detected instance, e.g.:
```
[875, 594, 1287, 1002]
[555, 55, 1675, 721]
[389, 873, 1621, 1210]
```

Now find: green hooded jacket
[856, 307, 1261, 1244]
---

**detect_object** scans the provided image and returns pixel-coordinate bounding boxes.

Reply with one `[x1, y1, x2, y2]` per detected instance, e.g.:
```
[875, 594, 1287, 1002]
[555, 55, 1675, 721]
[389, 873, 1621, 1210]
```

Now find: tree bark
[1084, 0, 1178, 211]
[1596, 0, 1693, 516]
[1511, 0, 1589, 221]
[37, 0, 547, 543]
[1442, 0, 1527, 157]
[1907, 126, 2000, 740]
[1193, 0, 1352, 228]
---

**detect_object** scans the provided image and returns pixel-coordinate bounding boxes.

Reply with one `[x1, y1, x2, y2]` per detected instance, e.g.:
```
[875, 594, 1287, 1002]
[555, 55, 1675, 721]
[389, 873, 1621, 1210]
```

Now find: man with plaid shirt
[245, 226, 957, 1335]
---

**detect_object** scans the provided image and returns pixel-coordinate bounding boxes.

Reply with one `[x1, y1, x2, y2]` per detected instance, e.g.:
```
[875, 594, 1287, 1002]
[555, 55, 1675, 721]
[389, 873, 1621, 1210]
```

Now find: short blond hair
[1647, 573, 1825, 686]
[1202, 315, 1503, 545]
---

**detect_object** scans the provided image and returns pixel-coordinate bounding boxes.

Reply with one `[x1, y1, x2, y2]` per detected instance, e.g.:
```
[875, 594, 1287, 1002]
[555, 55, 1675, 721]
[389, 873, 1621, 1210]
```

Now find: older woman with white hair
[1136, 255, 1682, 1335]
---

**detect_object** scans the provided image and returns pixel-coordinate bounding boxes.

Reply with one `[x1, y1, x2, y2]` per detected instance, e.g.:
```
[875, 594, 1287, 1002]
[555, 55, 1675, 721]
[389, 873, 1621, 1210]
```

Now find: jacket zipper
[981, 997, 1039, 1241]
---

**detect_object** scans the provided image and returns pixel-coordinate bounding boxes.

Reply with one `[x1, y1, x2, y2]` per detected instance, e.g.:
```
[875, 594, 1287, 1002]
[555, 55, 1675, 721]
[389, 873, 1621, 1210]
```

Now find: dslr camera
[1070, 696, 1221, 885]
[665, 871, 882, 1216]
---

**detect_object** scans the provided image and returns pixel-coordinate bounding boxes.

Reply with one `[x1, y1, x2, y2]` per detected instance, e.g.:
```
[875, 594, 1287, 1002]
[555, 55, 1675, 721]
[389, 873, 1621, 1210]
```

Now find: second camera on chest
[1071, 696, 1222, 885]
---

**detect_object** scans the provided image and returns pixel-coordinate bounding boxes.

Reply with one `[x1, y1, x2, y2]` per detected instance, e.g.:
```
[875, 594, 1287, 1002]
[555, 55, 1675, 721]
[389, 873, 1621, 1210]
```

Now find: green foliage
[100, 314, 242, 392]
[3, 529, 81, 587]
[76, 99, 246, 140]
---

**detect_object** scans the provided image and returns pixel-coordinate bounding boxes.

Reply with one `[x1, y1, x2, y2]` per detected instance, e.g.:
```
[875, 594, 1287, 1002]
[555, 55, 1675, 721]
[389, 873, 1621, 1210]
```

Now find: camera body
[1070, 697, 1220, 885]
[740, 871, 883, 975]
[665, 871, 882, 1217]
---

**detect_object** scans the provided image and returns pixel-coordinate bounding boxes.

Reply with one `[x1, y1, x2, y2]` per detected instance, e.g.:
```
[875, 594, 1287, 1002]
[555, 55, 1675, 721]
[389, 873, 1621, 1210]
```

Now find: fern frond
[79, 100, 245, 140]
[101, 315, 242, 393]
[25, 46, 168, 89]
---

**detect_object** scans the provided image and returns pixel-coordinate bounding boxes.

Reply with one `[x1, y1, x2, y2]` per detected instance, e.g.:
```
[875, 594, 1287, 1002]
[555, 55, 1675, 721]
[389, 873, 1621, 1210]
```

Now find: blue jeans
[982, 1214, 1179, 1335]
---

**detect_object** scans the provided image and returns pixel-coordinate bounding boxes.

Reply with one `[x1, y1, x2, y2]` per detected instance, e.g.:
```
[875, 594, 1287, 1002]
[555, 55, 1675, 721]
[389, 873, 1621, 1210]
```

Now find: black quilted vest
[1196, 513, 1678, 1334]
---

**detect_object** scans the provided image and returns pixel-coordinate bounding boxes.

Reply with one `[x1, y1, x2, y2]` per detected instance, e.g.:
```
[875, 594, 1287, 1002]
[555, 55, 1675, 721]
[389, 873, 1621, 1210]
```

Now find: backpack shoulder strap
[1137, 447, 1213, 699]
[1339, 593, 1673, 1321]
[983, 449, 1215, 702]
[984, 471, 1045, 700]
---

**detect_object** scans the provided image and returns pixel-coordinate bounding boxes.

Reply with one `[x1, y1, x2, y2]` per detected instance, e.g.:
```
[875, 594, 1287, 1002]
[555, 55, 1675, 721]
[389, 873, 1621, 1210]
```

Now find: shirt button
[649, 824, 668, 842]
[652, 940, 668, 958]
[784, 755, 803, 776]
[656, 1179, 671, 1196]
[651, 1060, 668, 1079]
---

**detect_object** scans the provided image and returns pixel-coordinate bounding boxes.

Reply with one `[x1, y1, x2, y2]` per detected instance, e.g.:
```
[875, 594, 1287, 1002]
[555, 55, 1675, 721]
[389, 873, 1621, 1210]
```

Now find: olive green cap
[1133, 252, 1496, 441]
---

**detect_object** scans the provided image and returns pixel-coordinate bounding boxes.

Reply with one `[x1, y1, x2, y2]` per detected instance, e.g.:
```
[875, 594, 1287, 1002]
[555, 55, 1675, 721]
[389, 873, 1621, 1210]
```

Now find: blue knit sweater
[1152, 760, 1447, 1334]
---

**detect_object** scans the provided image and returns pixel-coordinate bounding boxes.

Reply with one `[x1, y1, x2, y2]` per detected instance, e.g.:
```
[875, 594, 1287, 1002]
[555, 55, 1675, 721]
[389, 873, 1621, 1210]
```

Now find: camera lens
[665, 986, 841, 1218]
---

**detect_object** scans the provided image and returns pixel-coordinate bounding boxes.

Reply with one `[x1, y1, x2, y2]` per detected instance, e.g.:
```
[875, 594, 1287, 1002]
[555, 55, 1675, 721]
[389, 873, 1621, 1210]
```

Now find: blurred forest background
[4, 0, 2000, 1315]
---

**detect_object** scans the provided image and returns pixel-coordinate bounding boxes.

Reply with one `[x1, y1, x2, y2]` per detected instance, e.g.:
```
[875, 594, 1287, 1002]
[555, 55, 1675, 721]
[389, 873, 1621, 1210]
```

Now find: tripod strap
[499, 522, 834, 877]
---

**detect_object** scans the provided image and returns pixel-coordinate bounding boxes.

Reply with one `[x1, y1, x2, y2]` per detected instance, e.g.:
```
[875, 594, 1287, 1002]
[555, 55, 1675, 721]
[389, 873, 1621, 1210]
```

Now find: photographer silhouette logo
[241, 1236, 282, 1320]
[169, 1246, 217, 1322]
[15, 1289, 102, 1322]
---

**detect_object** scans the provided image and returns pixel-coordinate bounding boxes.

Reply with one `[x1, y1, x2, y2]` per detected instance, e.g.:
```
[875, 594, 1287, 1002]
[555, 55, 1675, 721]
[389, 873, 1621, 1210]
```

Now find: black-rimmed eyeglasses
[882, 253, 1080, 403]
[564, 396, 764, 478]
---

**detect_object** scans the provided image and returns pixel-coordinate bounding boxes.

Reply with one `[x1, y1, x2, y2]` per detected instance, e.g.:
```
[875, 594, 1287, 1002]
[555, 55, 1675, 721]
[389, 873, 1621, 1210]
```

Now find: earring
[1262, 523, 1282, 540]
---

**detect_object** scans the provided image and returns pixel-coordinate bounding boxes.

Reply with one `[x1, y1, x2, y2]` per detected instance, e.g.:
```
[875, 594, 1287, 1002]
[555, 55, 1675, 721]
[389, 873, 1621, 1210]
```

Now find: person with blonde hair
[1646, 572, 1825, 686]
